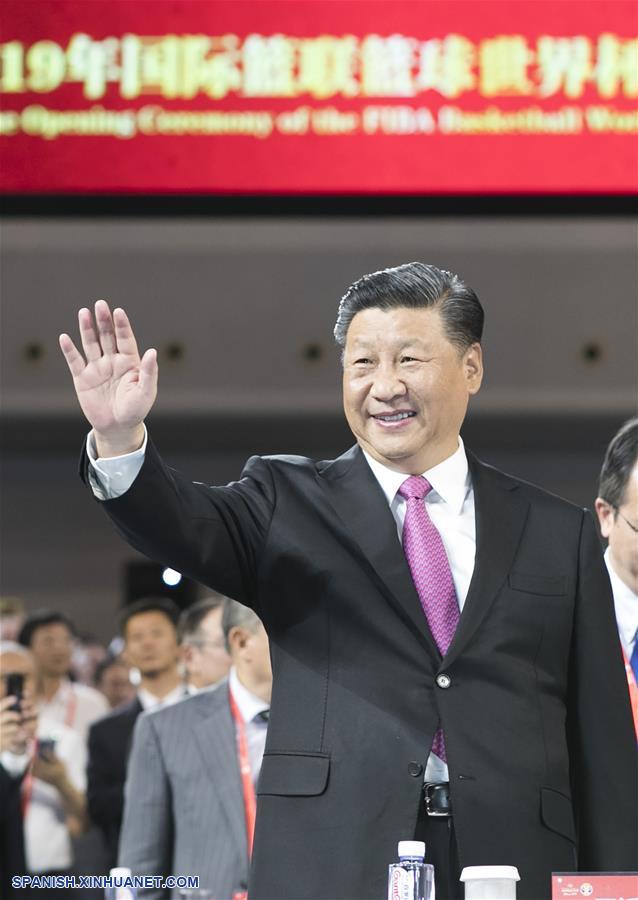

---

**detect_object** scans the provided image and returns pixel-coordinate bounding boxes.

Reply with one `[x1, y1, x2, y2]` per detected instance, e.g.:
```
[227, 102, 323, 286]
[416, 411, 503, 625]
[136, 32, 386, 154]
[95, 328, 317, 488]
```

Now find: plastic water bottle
[388, 840, 435, 900]
[104, 867, 136, 900]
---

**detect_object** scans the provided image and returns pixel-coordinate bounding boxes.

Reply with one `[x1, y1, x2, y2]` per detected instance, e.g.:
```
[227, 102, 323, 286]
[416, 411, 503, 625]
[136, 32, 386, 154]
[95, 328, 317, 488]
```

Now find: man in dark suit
[60, 263, 637, 900]
[87, 597, 182, 864]
[118, 599, 271, 899]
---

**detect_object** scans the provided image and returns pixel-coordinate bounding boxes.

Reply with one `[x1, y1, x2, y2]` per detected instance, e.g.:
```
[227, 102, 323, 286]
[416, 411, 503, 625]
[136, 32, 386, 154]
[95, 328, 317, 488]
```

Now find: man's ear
[227, 625, 249, 656]
[595, 497, 613, 540]
[464, 343, 483, 395]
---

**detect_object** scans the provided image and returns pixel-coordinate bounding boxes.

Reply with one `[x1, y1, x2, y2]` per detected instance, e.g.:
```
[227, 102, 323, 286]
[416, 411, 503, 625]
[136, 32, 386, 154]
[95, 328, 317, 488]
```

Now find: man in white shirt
[59, 261, 637, 900]
[17, 611, 108, 740]
[118, 598, 272, 899]
[0, 642, 87, 887]
[87, 596, 185, 865]
[595, 417, 638, 738]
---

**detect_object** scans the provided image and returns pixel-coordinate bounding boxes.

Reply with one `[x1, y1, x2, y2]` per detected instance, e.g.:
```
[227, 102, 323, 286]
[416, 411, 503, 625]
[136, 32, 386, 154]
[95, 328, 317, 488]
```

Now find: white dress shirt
[363, 438, 476, 783]
[228, 666, 269, 785]
[88, 431, 475, 783]
[24, 715, 87, 873]
[605, 548, 638, 661]
[137, 682, 194, 711]
[39, 678, 109, 740]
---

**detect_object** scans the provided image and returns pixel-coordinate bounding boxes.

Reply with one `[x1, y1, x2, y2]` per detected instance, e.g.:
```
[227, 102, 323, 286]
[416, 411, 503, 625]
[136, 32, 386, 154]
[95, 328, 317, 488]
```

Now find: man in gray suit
[118, 599, 272, 899]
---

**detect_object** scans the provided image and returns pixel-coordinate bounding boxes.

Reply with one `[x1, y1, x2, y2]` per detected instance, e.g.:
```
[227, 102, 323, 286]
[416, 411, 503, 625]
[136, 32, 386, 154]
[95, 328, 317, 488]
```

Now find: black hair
[94, 654, 127, 685]
[119, 596, 180, 637]
[333, 261, 484, 353]
[598, 418, 638, 509]
[17, 609, 76, 648]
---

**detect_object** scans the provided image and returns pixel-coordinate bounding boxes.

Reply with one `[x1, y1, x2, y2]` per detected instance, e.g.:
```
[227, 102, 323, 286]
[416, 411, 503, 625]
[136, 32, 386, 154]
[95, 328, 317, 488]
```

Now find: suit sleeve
[566, 509, 638, 868]
[80, 436, 275, 611]
[0, 765, 27, 894]
[119, 712, 173, 900]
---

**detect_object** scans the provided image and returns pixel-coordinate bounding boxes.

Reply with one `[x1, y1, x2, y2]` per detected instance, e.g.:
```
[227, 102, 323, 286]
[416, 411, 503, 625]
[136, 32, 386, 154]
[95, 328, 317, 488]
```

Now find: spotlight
[162, 568, 183, 587]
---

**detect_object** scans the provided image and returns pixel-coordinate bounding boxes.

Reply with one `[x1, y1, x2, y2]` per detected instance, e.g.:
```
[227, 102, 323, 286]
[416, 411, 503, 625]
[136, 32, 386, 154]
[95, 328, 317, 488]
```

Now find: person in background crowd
[595, 417, 638, 739]
[0, 642, 87, 896]
[119, 599, 272, 900]
[0, 597, 26, 642]
[71, 633, 108, 688]
[179, 594, 232, 691]
[17, 611, 108, 740]
[87, 596, 184, 866]
[94, 654, 134, 709]
[0, 642, 37, 899]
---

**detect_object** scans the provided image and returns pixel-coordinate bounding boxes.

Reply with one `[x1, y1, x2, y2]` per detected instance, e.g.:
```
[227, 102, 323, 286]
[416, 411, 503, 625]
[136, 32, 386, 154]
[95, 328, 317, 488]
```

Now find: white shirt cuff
[87, 426, 148, 500]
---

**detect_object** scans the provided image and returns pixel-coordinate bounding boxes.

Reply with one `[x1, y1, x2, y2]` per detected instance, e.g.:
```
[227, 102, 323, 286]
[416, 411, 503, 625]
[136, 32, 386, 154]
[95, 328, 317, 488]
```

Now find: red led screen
[0, 1, 636, 194]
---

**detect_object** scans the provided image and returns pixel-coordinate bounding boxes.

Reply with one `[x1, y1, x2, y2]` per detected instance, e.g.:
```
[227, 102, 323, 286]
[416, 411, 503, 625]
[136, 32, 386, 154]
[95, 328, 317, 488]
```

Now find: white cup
[460, 865, 521, 899]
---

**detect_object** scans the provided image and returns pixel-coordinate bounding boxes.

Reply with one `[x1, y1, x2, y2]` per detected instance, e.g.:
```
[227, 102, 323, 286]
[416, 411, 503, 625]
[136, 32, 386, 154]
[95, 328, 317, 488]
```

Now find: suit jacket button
[436, 674, 452, 689]
[408, 761, 423, 777]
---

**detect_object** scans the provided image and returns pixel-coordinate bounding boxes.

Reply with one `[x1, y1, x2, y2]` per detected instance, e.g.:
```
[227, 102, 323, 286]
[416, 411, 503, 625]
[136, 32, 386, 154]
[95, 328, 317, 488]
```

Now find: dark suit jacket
[119, 681, 249, 899]
[87, 697, 143, 865]
[0, 765, 27, 900]
[85, 439, 638, 900]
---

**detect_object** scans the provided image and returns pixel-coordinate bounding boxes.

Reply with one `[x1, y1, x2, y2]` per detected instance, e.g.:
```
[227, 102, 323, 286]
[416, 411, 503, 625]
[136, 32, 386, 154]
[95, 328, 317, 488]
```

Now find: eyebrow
[348, 338, 431, 351]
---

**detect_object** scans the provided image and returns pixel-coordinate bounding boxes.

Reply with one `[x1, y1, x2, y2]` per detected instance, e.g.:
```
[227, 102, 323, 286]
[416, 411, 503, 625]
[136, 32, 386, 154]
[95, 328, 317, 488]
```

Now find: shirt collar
[40, 678, 72, 709]
[604, 548, 638, 647]
[228, 666, 269, 723]
[137, 683, 188, 711]
[362, 436, 471, 514]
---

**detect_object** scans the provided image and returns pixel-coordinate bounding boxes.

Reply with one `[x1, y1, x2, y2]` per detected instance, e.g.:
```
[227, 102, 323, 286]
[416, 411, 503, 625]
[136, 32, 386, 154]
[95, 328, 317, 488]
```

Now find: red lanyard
[228, 687, 257, 860]
[20, 739, 36, 818]
[621, 646, 638, 740]
[63, 685, 77, 729]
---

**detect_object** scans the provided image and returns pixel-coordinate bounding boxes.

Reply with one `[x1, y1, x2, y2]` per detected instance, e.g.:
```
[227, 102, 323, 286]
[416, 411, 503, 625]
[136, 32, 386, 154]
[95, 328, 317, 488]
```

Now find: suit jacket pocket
[509, 572, 568, 596]
[540, 787, 576, 843]
[257, 751, 330, 797]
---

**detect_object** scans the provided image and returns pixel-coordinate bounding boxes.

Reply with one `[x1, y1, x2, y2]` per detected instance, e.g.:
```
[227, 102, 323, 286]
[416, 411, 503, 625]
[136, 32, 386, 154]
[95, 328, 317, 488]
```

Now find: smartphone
[4, 672, 24, 712]
[38, 737, 57, 759]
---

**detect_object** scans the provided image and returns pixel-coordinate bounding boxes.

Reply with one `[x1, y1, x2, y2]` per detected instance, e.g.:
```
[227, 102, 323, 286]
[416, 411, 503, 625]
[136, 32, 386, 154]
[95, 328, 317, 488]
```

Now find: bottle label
[389, 866, 418, 900]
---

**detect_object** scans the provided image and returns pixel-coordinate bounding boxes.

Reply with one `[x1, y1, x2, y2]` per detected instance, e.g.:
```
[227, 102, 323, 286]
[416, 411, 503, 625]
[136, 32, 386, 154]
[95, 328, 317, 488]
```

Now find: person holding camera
[1, 647, 37, 900]
[0, 641, 88, 897]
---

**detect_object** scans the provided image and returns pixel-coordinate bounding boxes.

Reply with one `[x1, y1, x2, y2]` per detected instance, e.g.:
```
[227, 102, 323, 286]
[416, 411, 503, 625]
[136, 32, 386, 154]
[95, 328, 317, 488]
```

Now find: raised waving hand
[59, 301, 158, 456]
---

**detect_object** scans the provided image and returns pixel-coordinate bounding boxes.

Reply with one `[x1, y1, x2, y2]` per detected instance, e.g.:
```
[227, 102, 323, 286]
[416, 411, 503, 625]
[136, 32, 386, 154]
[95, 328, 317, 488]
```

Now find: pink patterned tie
[398, 475, 460, 762]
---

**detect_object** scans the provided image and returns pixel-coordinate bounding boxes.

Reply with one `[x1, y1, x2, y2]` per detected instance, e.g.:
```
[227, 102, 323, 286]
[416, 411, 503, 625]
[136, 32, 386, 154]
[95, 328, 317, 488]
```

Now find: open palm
[59, 300, 158, 440]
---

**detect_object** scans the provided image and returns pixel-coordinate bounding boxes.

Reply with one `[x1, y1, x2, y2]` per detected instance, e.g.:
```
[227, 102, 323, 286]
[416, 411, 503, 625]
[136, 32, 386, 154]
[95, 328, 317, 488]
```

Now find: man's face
[596, 461, 638, 593]
[29, 622, 73, 678]
[123, 611, 179, 678]
[183, 607, 231, 690]
[98, 662, 134, 708]
[231, 621, 273, 700]
[342, 306, 483, 474]
[0, 650, 36, 698]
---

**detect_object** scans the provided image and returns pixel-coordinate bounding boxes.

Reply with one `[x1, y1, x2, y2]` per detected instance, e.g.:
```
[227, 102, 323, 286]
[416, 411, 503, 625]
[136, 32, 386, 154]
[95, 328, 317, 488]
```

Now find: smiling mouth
[372, 411, 416, 423]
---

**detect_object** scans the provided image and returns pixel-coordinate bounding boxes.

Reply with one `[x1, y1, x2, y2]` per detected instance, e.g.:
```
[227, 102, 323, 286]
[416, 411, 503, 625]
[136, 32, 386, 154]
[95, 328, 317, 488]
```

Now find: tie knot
[255, 709, 270, 723]
[398, 475, 432, 501]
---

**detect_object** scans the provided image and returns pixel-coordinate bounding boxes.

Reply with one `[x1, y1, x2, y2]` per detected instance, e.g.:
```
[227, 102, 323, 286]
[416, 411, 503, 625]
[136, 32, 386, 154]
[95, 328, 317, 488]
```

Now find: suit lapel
[444, 452, 530, 665]
[318, 445, 440, 663]
[193, 683, 247, 861]
[319, 445, 530, 667]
